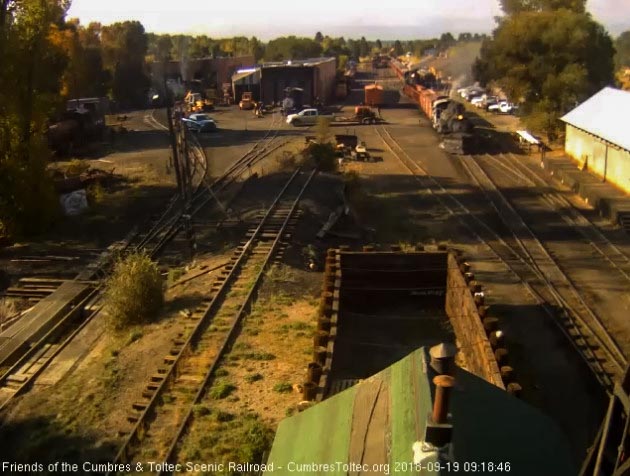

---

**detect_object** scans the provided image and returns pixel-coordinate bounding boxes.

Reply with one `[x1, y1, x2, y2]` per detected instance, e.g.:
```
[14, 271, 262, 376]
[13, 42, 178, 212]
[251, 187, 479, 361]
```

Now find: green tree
[101, 21, 149, 108]
[358, 36, 369, 57]
[249, 36, 264, 61]
[474, 9, 613, 138]
[264, 36, 322, 61]
[375, 39, 382, 51]
[314, 31, 323, 43]
[615, 31, 630, 68]
[347, 38, 360, 59]
[499, 0, 585, 14]
[0, 0, 68, 239]
[438, 32, 455, 49]
[393, 40, 403, 56]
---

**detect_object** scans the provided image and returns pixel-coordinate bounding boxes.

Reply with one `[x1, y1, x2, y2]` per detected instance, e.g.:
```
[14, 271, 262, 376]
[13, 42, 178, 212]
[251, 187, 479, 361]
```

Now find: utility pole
[164, 72, 183, 199]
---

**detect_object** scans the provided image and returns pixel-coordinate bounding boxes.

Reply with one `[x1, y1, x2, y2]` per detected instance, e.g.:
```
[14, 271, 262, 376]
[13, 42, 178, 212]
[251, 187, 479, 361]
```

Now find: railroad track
[481, 153, 630, 285]
[376, 126, 627, 390]
[0, 111, 290, 414]
[130, 111, 288, 258]
[108, 167, 316, 473]
[0, 286, 103, 411]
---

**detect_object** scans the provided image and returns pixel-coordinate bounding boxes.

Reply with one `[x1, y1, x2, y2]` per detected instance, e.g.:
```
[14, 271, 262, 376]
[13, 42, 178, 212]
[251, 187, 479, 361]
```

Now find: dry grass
[105, 252, 164, 329]
[0, 298, 17, 322]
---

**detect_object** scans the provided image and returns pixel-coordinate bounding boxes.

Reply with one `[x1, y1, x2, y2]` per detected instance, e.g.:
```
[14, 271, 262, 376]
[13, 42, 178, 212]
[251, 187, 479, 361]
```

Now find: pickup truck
[488, 101, 516, 114]
[286, 109, 334, 126]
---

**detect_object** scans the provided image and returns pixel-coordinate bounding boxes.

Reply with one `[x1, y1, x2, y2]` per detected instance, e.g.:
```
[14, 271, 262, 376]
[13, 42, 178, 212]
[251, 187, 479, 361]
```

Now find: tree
[359, 36, 369, 57]
[0, 0, 68, 239]
[314, 31, 323, 43]
[347, 38, 360, 59]
[101, 21, 149, 108]
[393, 40, 403, 56]
[264, 36, 322, 61]
[458, 32, 473, 42]
[615, 31, 630, 68]
[248, 36, 263, 61]
[474, 9, 613, 138]
[499, 0, 585, 14]
[439, 32, 455, 49]
[375, 39, 382, 51]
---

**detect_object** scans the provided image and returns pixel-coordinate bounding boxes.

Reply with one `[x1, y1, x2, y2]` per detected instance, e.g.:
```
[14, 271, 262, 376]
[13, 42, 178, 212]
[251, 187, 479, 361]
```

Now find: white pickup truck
[488, 101, 516, 114]
[286, 109, 334, 126]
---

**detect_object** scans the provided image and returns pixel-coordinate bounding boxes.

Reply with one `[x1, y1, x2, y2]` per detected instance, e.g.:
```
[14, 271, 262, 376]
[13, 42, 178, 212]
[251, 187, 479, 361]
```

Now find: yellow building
[561, 87, 630, 193]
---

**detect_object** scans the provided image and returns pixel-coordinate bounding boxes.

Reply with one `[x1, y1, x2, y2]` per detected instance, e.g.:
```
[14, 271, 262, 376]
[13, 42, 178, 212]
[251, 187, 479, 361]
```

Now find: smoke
[179, 37, 191, 82]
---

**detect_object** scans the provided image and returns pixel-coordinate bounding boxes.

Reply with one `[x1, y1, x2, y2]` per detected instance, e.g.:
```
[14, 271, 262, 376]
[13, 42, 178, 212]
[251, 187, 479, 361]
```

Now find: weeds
[210, 380, 236, 399]
[105, 252, 164, 329]
[193, 405, 212, 418]
[266, 264, 295, 283]
[0, 298, 17, 323]
[273, 382, 293, 394]
[245, 373, 264, 383]
[241, 352, 275, 361]
[64, 159, 90, 177]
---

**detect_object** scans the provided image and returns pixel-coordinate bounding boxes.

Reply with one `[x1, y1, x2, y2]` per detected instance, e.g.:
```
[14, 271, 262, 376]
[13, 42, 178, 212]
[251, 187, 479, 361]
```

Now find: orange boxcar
[364, 84, 384, 106]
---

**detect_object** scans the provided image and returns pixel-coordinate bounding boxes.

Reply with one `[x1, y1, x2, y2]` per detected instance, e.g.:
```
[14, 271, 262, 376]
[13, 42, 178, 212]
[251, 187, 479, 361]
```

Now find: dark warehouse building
[231, 57, 337, 106]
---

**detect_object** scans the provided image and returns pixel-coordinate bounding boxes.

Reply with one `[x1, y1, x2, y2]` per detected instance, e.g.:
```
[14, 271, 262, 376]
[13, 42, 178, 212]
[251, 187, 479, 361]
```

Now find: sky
[66, 0, 630, 39]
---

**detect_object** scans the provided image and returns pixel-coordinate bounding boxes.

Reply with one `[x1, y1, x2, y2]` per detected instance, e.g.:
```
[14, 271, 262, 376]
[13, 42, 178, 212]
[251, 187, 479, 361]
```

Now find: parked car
[463, 89, 485, 101]
[482, 96, 499, 109]
[182, 113, 217, 132]
[488, 101, 515, 114]
[470, 96, 485, 107]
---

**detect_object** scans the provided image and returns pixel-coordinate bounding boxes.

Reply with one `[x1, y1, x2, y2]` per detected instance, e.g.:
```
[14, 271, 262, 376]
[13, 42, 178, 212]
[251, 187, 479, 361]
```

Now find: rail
[376, 126, 627, 390]
[108, 168, 316, 471]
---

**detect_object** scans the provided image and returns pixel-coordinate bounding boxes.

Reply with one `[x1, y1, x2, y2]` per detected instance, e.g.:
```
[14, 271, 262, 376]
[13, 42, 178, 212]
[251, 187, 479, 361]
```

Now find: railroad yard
[1, 55, 630, 474]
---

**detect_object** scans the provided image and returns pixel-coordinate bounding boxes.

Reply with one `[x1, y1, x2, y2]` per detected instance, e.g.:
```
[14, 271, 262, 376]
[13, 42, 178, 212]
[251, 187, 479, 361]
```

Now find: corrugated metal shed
[265, 347, 576, 476]
[561, 87, 630, 152]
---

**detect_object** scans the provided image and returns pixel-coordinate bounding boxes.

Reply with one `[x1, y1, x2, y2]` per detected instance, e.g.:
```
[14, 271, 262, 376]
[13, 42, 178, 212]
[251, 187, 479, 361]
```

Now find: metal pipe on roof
[432, 374, 455, 424]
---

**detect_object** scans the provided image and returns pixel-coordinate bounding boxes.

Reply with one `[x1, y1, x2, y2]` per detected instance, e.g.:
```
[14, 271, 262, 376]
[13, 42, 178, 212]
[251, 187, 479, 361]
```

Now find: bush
[245, 373, 264, 383]
[210, 380, 236, 399]
[105, 252, 164, 329]
[277, 152, 297, 171]
[0, 140, 60, 240]
[237, 416, 274, 463]
[64, 159, 90, 177]
[273, 382, 293, 393]
[308, 142, 337, 172]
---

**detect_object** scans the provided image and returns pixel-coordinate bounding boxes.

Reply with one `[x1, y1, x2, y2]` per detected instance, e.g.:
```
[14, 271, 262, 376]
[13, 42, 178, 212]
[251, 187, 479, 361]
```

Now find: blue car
[182, 113, 217, 133]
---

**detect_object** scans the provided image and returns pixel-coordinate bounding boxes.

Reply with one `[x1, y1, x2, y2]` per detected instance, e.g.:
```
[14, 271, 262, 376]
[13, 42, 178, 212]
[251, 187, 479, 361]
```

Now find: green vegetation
[245, 373, 264, 383]
[273, 382, 293, 394]
[105, 252, 164, 329]
[209, 380, 237, 400]
[193, 405, 212, 418]
[615, 31, 630, 70]
[474, 0, 614, 139]
[240, 351, 276, 361]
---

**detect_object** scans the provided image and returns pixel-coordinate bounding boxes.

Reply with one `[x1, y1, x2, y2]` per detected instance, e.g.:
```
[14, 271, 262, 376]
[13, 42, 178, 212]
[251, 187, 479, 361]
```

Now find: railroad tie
[132, 401, 148, 411]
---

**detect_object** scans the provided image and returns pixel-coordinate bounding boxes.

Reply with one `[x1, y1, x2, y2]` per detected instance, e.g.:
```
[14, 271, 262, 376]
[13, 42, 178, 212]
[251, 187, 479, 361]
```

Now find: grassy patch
[241, 352, 275, 361]
[245, 373, 264, 383]
[193, 405, 212, 418]
[209, 380, 237, 400]
[273, 382, 293, 394]
[266, 264, 295, 283]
